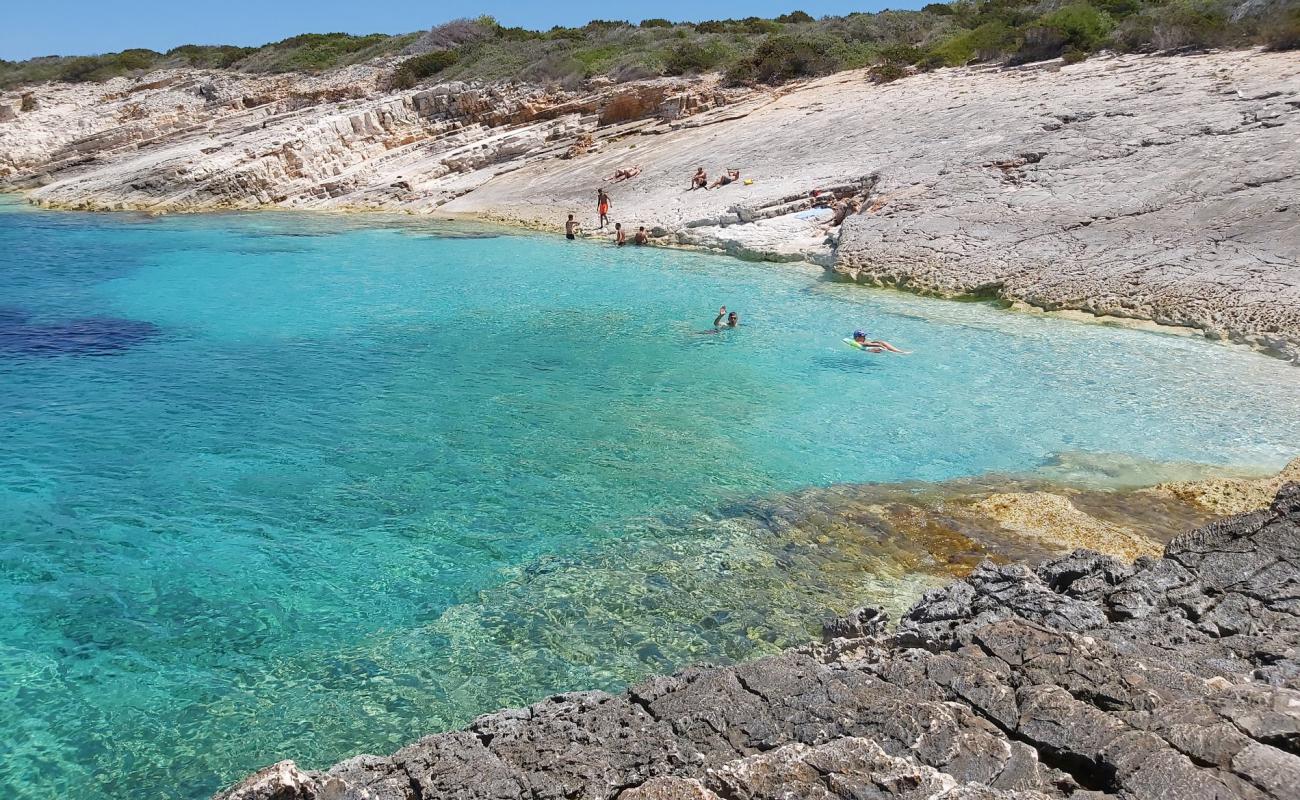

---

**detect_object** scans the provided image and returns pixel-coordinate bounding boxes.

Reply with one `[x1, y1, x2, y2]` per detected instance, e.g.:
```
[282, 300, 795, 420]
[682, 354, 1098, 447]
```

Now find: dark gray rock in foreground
[217, 485, 1300, 799]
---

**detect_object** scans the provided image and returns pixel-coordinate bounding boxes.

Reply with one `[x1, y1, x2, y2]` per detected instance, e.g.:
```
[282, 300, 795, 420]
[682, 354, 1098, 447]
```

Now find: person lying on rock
[634, 226, 649, 245]
[708, 169, 741, 189]
[604, 165, 642, 182]
[565, 214, 580, 240]
[852, 330, 908, 353]
[689, 167, 708, 191]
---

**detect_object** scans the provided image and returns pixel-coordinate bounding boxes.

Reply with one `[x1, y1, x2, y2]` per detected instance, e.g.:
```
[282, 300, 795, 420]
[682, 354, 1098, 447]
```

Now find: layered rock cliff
[214, 482, 1300, 799]
[2, 49, 1297, 359]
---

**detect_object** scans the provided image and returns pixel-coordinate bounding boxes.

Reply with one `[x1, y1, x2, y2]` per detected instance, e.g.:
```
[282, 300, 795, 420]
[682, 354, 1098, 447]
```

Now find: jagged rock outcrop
[0, 68, 743, 212]
[213, 483, 1300, 800]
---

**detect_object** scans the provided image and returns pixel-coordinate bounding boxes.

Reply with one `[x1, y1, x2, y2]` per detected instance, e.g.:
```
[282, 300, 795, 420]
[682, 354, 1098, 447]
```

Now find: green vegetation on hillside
[1, 0, 1295, 91]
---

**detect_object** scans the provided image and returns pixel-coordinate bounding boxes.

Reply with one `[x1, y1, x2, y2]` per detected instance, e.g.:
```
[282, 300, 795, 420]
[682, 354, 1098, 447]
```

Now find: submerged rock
[0, 312, 160, 357]
[214, 483, 1300, 800]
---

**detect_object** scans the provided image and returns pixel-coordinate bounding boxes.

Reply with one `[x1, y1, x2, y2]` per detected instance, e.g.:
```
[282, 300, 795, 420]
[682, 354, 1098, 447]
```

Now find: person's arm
[714, 306, 726, 326]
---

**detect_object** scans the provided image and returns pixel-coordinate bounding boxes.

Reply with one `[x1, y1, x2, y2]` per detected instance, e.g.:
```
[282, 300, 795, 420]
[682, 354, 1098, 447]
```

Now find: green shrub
[1094, 0, 1142, 19]
[876, 43, 923, 64]
[548, 27, 587, 41]
[1062, 47, 1089, 63]
[869, 62, 910, 82]
[925, 34, 975, 66]
[55, 49, 164, 82]
[776, 10, 815, 24]
[572, 45, 621, 75]
[1039, 3, 1114, 50]
[1149, 0, 1230, 50]
[967, 21, 1017, 59]
[390, 50, 459, 89]
[0, 1, 1282, 91]
[726, 34, 840, 84]
[1013, 26, 1068, 62]
[739, 17, 783, 35]
[663, 40, 731, 75]
[495, 26, 543, 41]
[1109, 13, 1158, 51]
[1263, 8, 1300, 50]
[257, 32, 392, 72]
[927, 20, 1016, 66]
[693, 20, 731, 34]
[167, 44, 254, 68]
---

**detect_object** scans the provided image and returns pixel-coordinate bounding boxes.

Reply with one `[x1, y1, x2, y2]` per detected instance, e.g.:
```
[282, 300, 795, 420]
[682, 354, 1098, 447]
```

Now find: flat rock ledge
[216, 482, 1300, 800]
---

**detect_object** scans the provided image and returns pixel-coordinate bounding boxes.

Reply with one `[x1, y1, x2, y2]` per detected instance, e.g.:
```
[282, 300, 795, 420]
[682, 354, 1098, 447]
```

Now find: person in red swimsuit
[597, 188, 611, 229]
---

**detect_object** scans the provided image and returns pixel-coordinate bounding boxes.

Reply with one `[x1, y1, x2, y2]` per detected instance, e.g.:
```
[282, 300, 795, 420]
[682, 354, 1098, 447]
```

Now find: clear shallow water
[1, 198, 1297, 799]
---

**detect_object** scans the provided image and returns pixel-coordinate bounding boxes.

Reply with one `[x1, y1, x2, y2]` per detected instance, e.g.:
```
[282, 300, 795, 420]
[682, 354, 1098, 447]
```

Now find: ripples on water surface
[1, 199, 1298, 798]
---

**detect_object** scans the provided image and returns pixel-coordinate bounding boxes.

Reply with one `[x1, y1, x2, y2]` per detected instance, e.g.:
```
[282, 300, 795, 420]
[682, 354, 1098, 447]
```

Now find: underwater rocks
[214, 482, 1300, 800]
[0, 308, 159, 357]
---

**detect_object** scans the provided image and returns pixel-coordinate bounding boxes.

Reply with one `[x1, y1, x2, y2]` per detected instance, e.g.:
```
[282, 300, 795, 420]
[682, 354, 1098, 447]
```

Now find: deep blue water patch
[0, 312, 160, 357]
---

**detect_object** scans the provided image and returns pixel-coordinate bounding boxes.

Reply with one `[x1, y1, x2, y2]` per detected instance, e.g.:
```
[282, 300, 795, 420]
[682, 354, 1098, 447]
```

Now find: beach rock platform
[215, 482, 1300, 800]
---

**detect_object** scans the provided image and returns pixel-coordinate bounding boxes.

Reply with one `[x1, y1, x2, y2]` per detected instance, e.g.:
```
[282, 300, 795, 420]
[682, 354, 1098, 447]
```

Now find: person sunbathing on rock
[708, 169, 741, 189]
[689, 167, 708, 191]
[851, 330, 908, 353]
[604, 165, 642, 182]
[828, 198, 861, 227]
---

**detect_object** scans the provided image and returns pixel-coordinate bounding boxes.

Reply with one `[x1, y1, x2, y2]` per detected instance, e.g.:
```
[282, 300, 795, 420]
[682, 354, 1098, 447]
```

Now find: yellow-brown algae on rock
[968, 491, 1161, 561]
[1144, 457, 1300, 517]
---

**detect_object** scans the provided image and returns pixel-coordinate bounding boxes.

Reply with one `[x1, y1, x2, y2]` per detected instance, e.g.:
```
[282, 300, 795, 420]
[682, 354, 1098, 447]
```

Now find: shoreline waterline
[4, 193, 1295, 364]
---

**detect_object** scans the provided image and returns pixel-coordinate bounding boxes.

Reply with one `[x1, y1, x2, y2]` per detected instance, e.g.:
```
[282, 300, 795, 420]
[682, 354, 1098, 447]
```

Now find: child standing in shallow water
[614, 223, 626, 246]
[596, 189, 611, 229]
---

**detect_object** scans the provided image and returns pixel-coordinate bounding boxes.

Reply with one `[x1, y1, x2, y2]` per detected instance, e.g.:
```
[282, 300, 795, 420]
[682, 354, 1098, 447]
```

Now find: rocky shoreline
[3, 49, 1297, 360]
[216, 480, 1300, 799]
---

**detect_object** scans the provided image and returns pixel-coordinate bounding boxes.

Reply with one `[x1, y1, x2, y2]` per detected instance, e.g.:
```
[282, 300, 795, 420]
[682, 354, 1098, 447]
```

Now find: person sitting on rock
[709, 169, 741, 189]
[565, 214, 580, 240]
[634, 226, 649, 245]
[852, 330, 907, 353]
[823, 198, 862, 230]
[604, 165, 642, 182]
[689, 167, 708, 191]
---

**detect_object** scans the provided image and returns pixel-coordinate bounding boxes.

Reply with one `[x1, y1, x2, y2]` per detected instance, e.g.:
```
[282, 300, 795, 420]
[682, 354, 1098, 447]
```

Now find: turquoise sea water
[2, 198, 1298, 798]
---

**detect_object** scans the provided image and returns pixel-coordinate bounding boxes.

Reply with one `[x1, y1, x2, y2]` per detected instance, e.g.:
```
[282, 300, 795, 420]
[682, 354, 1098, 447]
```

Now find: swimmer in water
[852, 330, 908, 353]
[714, 306, 739, 328]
